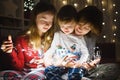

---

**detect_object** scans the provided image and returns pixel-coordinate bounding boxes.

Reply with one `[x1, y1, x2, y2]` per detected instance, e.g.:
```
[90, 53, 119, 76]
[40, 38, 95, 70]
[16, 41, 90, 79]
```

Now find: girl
[0, 1, 56, 80]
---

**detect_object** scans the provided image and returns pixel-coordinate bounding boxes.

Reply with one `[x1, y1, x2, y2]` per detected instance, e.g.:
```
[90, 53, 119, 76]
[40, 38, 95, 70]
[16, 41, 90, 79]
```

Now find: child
[44, 5, 89, 80]
[0, 2, 56, 80]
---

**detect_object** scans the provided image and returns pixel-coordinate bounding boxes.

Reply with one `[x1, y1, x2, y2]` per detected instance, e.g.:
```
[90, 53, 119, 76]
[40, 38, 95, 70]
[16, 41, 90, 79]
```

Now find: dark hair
[30, 1, 56, 26]
[78, 6, 103, 35]
[57, 5, 77, 23]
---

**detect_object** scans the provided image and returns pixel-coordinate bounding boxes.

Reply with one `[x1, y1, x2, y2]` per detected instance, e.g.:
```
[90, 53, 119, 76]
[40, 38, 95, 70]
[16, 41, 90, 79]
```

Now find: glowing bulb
[102, 22, 105, 25]
[114, 19, 117, 22]
[62, 0, 67, 5]
[112, 25, 117, 30]
[103, 35, 106, 38]
[47, 36, 50, 41]
[115, 11, 118, 14]
[87, 0, 90, 2]
[74, 3, 78, 7]
[113, 4, 116, 7]
[102, 8, 105, 11]
[101, 1, 105, 6]
[112, 39, 115, 43]
[85, 5, 88, 7]
[113, 33, 116, 36]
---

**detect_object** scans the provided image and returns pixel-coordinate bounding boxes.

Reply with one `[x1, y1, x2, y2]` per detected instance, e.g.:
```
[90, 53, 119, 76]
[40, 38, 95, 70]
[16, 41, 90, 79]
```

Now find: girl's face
[59, 21, 76, 34]
[75, 22, 91, 36]
[36, 12, 54, 34]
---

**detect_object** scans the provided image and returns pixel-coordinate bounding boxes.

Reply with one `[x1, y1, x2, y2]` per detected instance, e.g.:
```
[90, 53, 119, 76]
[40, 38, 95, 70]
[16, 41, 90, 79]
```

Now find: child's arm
[44, 32, 59, 67]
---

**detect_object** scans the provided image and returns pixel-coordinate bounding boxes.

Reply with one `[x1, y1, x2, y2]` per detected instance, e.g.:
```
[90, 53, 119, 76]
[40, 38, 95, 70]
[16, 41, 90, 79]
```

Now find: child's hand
[54, 55, 68, 66]
[1, 35, 13, 53]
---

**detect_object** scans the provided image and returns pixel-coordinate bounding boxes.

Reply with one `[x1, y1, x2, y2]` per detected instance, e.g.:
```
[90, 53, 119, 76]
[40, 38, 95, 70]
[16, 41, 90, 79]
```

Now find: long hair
[25, 2, 56, 51]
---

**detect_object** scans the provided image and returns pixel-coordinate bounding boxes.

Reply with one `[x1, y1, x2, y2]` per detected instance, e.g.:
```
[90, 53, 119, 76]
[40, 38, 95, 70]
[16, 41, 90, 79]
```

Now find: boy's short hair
[57, 5, 77, 23]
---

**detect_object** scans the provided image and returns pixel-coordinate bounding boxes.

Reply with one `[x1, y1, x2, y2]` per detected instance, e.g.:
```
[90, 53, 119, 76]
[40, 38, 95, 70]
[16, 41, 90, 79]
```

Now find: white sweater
[44, 31, 89, 65]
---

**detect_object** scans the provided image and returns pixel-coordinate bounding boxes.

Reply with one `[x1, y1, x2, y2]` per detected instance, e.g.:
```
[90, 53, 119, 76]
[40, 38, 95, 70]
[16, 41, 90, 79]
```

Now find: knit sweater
[8, 35, 44, 72]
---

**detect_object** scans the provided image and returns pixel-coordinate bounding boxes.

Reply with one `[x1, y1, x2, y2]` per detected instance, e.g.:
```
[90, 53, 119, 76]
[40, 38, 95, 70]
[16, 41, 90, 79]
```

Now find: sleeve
[84, 36, 96, 60]
[8, 37, 25, 71]
[78, 37, 89, 64]
[44, 32, 59, 67]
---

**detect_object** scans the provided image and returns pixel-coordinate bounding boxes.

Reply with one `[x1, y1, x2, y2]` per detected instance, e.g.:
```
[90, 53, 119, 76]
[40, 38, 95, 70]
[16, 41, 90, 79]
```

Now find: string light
[102, 22, 105, 25]
[62, 0, 67, 5]
[74, 3, 78, 7]
[113, 4, 116, 7]
[115, 11, 118, 14]
[113, 33, 116, 36]
[24, 0, 34, 12]
[41, 0, 119, 43]
[114, 19, 117, 22]
[85, 5, 88, 7]
[102, 8, 106, 11]
[103, 35, 106, 39]
[101, 1, 104, 5]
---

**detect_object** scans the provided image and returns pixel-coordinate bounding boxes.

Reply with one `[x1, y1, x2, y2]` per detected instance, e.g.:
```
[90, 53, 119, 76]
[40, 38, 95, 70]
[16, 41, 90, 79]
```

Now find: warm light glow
[47, 36, 50, 41]
[102, 22, 105, 25]
[113, 4, 116, 7]
[113, 33, 116, 36]
[112, 39, 115, 43]
[74, 3, 78, 7]
[85, 5, 88, 7]
[112, 25, 117, 30]
[114, 19, 117, 22]
[102, 8, 105, 11]
[24, 0, 34, 11]
[115, 11, 118, 14]
[87, 0, 90, 3]
[103, 35, 106, 38]
[101, 1, 105, 6]
[114, 26, 117, 30]
[86, 0, 92, 4]
[62, 0, 67, 5]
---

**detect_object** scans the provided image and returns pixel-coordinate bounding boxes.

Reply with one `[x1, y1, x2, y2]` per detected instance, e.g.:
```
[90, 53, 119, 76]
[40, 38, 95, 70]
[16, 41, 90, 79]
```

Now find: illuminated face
[75, 22, 91, 36]
[59, 21, 76, 34]
[36, 12, 54, 34]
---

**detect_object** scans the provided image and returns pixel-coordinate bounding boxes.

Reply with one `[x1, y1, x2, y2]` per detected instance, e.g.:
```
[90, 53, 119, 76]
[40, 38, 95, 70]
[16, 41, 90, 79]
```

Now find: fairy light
[113, 4, 116, 7]
[102, 8, 106, 11]
[103, 35, 106, 39]
[62, 0, 67, 5]
[112, 25, 117, 30]
[85, 5, 88, 7]
[74, 3, 78, 7]
[115, 11, 118, 14]
[113, 33, 116, 36]
[114, 19, 117, 22]
[87, 0, 90, 2]
[112, 39, 115, 43]
[102, 22, 105, 25]
[101, 0, 105, 6]
[24, 0, 34, 12]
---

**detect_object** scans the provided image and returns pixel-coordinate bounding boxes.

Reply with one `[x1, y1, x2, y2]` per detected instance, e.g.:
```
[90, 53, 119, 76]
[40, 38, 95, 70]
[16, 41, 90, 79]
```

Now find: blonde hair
[26, 25, 54, 51]
[25, 2, 56, 51]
